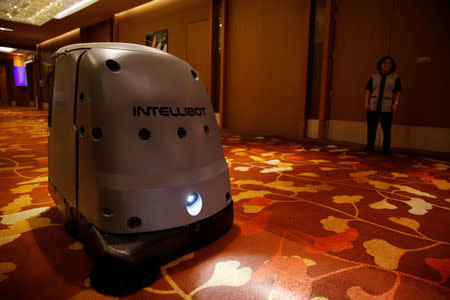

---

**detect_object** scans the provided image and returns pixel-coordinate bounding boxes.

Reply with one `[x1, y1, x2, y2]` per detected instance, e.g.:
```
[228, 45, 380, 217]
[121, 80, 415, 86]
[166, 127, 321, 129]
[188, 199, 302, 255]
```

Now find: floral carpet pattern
[0, 108, 449, 299]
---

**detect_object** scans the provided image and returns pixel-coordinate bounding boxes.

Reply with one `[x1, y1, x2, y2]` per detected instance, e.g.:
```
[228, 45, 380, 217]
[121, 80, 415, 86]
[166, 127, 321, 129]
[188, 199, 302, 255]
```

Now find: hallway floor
[0, 108, 449, 299]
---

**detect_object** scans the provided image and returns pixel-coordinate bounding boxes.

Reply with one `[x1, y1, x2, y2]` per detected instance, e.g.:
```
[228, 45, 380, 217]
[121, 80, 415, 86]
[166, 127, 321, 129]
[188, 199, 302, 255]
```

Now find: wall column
[298, 0, 312, 139]
[34, 44, 43, 110]
[218, 0, 228, 129]
[318, 0, 336, 139]
[112, 15, 119, 42]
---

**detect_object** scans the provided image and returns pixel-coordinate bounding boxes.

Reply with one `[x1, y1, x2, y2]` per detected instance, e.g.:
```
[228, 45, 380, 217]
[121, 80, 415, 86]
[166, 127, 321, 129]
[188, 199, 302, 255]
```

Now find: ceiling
[0, 0, 153, 50]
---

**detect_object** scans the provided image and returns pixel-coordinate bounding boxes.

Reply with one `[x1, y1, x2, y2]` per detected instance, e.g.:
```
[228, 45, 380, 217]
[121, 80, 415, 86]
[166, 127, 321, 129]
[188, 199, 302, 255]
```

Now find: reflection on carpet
[0, 108, 449, 299]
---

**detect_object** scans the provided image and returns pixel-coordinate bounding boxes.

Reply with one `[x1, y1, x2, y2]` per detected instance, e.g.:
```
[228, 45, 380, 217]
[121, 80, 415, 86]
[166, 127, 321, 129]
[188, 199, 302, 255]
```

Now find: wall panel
[390, 0, 450, 127]
[330, 0, 392, 122]
[0, 64, 8, 106]
[116, 0, 211, 61]
[38, 29, 81, 104]
[223, 0, 309, 139]
[116, 0, 211, 103]
[84, 19, 111, 42]
[186, 19, 211, 98]
[330, 0, 450, 129]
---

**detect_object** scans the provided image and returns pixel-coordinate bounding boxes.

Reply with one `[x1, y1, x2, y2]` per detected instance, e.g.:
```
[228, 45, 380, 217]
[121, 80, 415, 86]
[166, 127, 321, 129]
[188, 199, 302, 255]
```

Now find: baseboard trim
[215, 113, 220, 127]
[306, 119, 319, 138]
[324, 119, 450, 153]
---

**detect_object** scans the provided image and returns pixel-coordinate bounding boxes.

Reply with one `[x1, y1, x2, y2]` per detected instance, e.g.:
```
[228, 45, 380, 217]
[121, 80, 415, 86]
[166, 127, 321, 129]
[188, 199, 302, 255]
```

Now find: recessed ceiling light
[0, 46, 17, 53]
[0, 0, 99, 26]
[54, 0, 99, 19]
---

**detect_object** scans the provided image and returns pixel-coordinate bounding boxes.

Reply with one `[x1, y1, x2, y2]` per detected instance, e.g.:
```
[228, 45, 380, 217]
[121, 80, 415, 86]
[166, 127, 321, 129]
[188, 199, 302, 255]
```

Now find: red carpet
[0, 108, 449, 299]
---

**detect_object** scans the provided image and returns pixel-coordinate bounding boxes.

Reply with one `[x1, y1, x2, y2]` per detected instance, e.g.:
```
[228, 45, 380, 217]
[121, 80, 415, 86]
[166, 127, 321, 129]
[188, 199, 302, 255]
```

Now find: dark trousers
[366, 111, 392, 151]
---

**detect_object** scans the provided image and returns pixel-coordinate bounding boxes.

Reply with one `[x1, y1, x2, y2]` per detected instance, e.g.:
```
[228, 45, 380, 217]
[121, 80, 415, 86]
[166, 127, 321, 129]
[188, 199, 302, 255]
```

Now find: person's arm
[365, 90, 371, 111]
[392, 91, 401, 112]
[365, 77, 373, 111]
[392, 77, 402, 112]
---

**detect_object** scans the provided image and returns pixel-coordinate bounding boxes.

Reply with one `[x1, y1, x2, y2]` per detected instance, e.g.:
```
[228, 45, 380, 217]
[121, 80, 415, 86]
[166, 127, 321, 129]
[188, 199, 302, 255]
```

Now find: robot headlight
[186, 193, 202, 216]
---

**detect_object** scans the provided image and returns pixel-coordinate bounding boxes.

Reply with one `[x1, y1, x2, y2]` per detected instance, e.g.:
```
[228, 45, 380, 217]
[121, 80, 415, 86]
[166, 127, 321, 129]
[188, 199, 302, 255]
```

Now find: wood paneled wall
[330, 0, 450, 128]
[115, 0, 212, 96]
[115, 0, 210, 58]
[82, 19, 112, 42]
[28, 0, 449, 144]
[37, 29, 81, 105]
[0, 63, 9, 106]
[223, 0, 310, 139]
[389, 0, 450, 127]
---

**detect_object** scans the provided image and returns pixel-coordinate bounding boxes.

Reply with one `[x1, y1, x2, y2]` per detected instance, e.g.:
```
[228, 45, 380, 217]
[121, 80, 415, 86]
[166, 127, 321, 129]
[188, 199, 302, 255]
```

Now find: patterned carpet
[0, 107, 449, 299]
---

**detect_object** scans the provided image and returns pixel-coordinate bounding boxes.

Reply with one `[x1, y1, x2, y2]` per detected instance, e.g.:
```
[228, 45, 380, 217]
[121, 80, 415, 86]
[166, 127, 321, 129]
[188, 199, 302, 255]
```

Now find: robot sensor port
[92, 128, 103, 140]
[177, 127, 187, 138]
[79, 125, 85, 137]
[138, 128, 151, 140]
[191, 69, 198, 80]
[103, 208, 113, 216]
[127, 217, 142, 229]
[105, 59, 121, 72]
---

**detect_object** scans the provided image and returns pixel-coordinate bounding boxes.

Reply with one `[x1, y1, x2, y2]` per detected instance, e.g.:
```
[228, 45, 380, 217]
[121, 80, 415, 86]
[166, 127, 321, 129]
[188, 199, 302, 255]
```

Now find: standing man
[364, 56, 402, 154]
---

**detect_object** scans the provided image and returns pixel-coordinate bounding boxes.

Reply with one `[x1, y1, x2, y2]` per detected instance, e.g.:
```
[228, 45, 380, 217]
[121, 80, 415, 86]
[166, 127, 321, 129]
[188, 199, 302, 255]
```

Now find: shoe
[363, 146, 373, 152]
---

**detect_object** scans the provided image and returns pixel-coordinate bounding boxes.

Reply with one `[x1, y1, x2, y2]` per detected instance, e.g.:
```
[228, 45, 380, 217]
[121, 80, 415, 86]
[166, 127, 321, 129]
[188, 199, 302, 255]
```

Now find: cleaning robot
[48, 43, 233, 267]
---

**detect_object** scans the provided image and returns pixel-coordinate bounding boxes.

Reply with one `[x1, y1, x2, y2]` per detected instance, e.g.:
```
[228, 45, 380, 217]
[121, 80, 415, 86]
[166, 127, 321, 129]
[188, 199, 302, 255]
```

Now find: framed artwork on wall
[145, 29, 168, 52]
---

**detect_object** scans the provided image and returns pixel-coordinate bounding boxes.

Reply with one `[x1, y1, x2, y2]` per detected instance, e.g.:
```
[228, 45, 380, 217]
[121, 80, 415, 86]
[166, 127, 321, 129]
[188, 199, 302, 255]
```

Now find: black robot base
[51, 180, 233, 295]
[83, 201, 234, 267]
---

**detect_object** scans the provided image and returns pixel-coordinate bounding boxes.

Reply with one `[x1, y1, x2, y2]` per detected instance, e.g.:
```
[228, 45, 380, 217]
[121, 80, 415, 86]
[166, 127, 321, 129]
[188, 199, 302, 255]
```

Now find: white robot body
[48, 43, 233, 265]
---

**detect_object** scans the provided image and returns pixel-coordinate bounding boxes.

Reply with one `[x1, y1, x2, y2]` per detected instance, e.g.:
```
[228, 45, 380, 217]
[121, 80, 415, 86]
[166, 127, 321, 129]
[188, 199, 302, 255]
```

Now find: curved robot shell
[48, 43, 232, 237]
